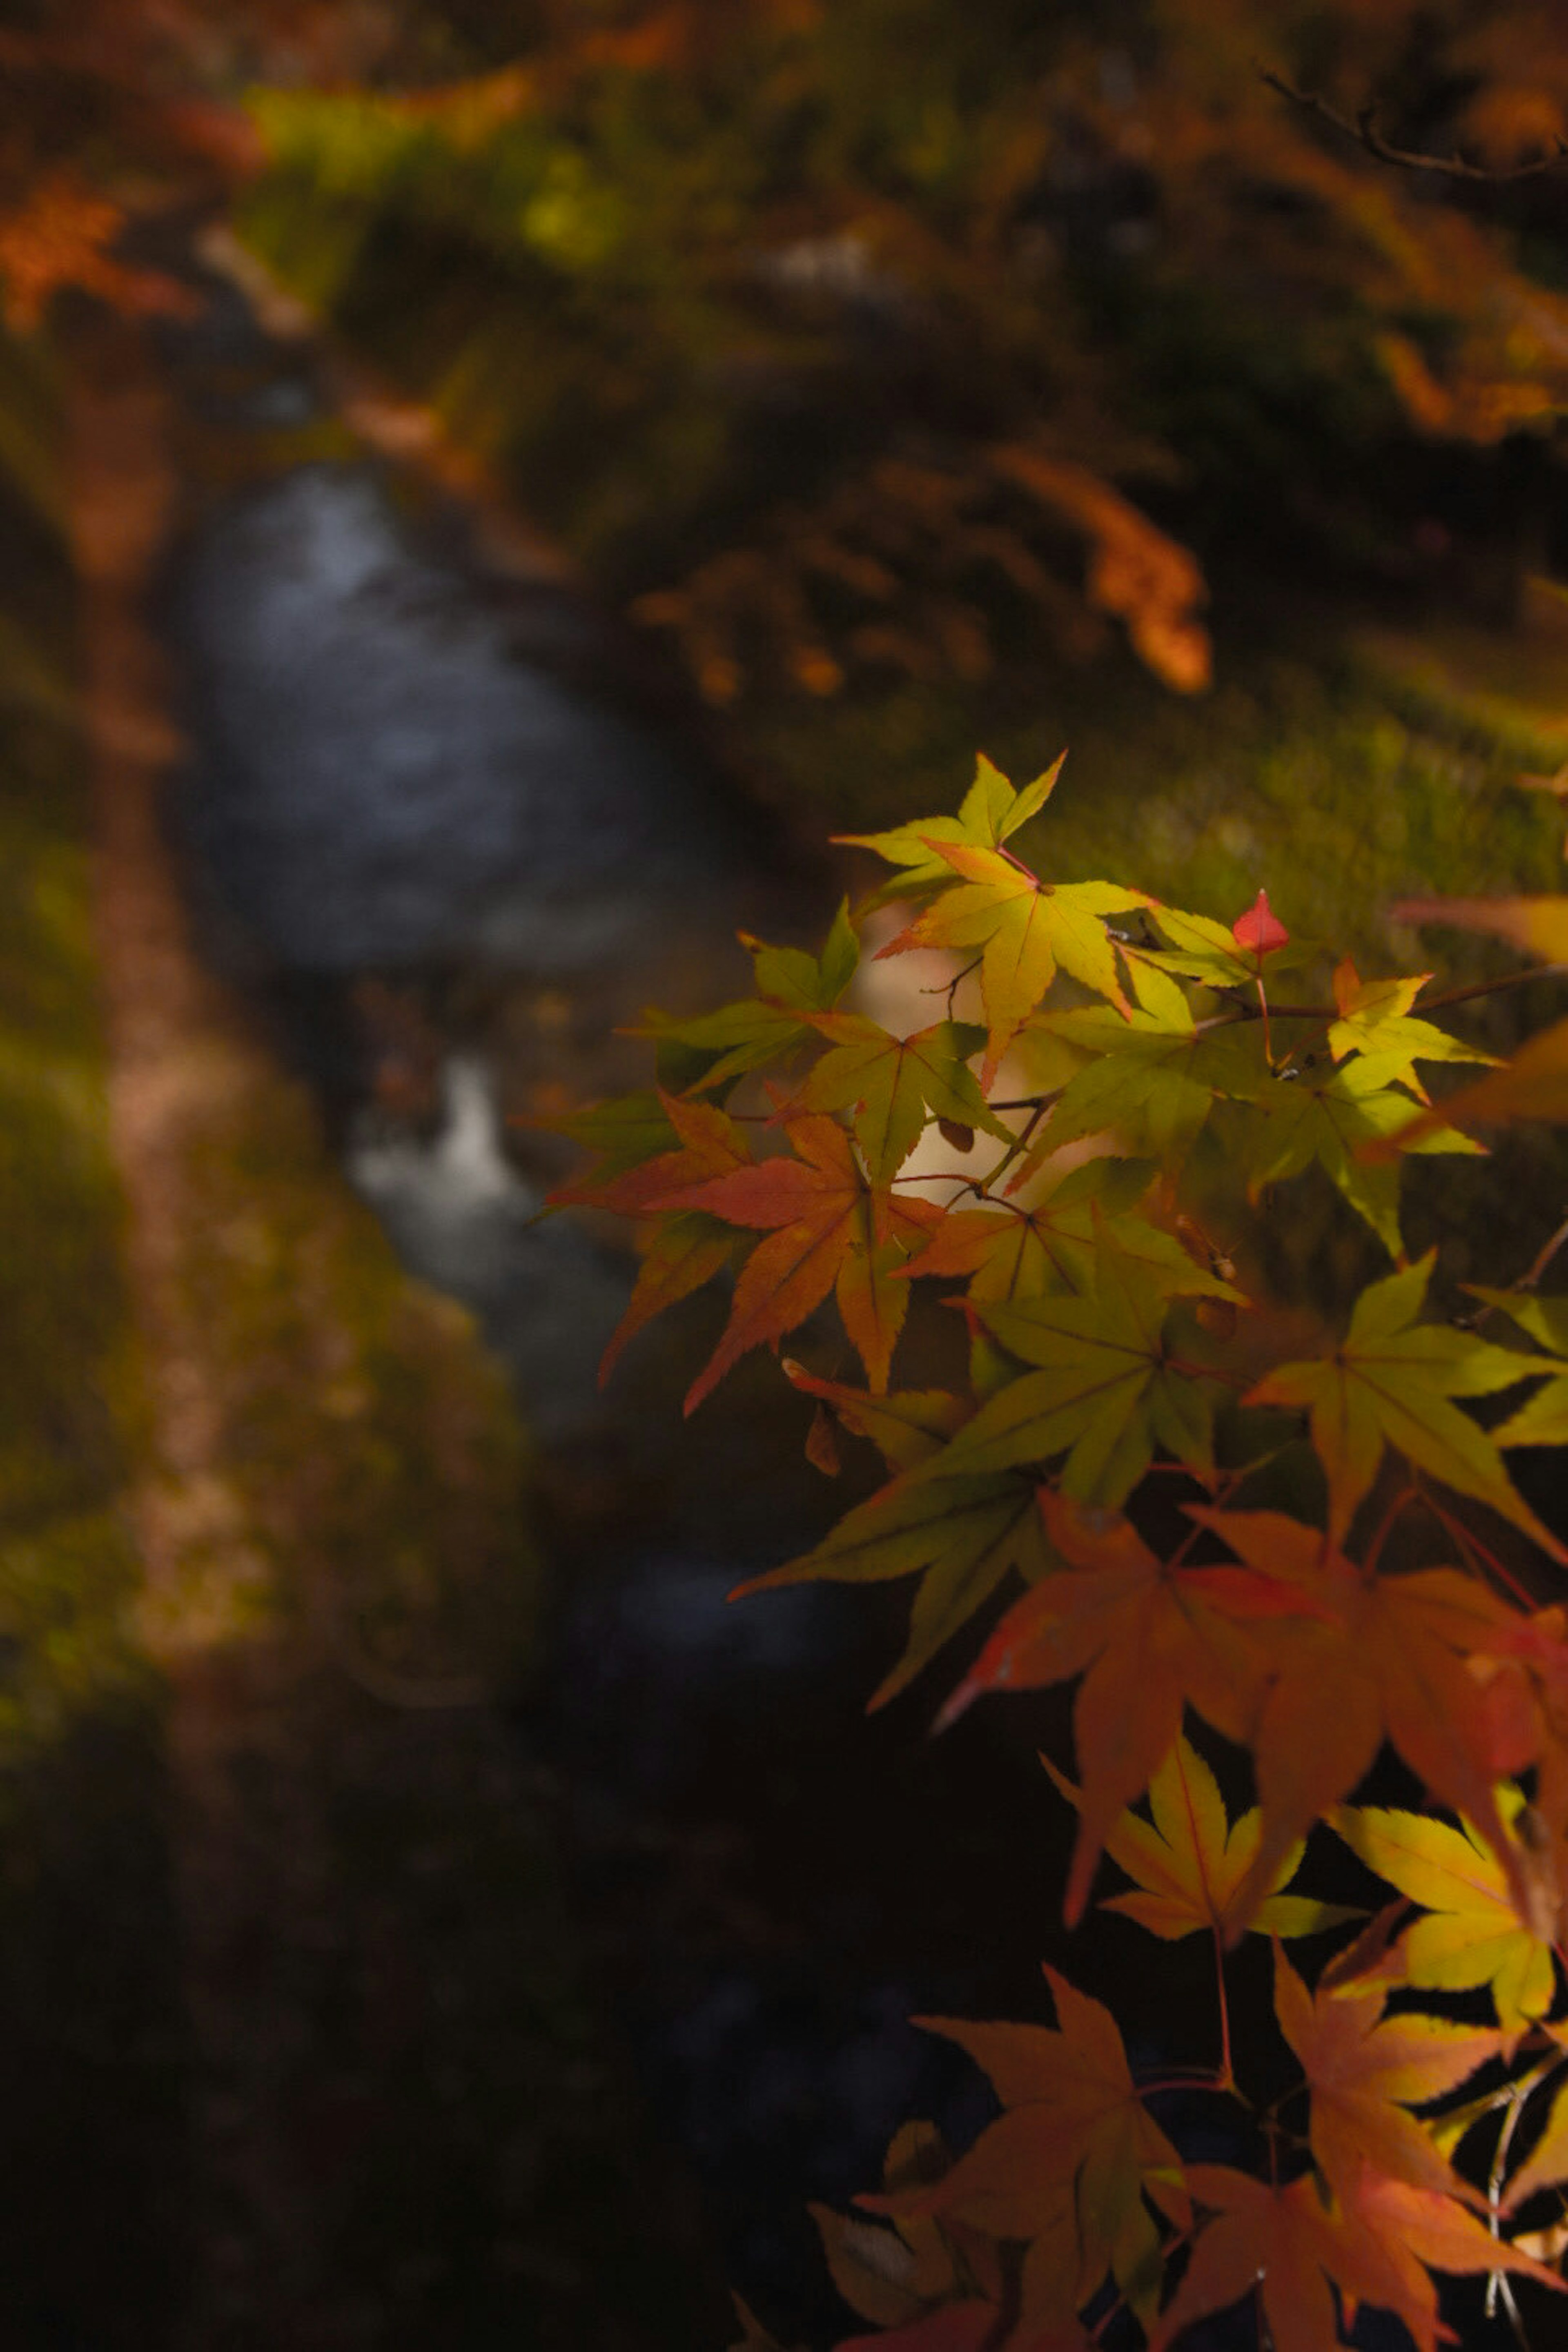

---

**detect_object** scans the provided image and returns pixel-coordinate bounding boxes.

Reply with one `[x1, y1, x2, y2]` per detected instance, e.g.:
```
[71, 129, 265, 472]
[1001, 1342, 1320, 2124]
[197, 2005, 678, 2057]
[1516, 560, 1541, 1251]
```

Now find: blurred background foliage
[232, 0, 1568, 714]
[0, 1, 1564, 2341]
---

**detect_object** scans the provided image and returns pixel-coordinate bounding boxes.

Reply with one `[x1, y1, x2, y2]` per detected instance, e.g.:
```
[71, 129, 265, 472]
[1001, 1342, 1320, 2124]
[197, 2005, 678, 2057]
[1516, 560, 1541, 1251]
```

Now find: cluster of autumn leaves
[555, 753, 1568, 2350]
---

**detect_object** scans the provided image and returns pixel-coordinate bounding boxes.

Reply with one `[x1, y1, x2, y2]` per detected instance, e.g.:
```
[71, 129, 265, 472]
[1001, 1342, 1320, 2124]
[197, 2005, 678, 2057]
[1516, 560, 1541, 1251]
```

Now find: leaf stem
[1418, 1485, 1542, 1610]
[1420, 963, 1568, 1014]
[1466, 1210, 1568, 1330]
[1212, 1924, 1236, 2094]
[1362, 1482, 1419, 1578]
[1135, 2069, 1234, 2098]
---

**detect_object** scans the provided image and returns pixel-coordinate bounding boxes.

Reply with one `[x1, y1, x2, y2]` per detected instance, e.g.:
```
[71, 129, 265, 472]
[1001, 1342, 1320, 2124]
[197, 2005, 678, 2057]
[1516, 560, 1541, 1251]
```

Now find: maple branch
[1261, 66, 1568, 183]
[920, 951, 982, 1017]
[1519, 1212, 1568, 1294]
[978, 1087, 1066, 1191]
[1418, 963, 1568, 1014]
[1193, 963, 1568, 1043]
[1466, 1210, 1568, 1332]
[1165, 1356, 1247, 1388]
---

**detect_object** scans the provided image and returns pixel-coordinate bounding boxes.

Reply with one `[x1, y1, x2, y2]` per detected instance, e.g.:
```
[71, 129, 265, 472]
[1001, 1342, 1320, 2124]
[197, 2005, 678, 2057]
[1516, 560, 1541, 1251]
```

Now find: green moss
[168, 1052, 541, 1681]
[0, 359, 146, 1773]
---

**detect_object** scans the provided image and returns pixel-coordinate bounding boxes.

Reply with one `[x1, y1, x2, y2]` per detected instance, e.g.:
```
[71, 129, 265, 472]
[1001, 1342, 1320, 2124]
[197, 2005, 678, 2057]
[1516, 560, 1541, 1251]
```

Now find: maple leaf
[1146, 2165, 1363, 2352]
[547, 1087, 750, 1214]
[638, 900, 859, 1094]
[737, 1464, 1050, 1708]
[868, 1971, 1188, 2331]
[781, 1361, 967, 1471]
[0, 174, 194, 330]
[1330, 1796, 1558, 2044]
[1245, 1252, 1564, 1559]
[815, 2123, 1013, 2348]
[1381, 895, 1568, 1140]
[730, 2295, 806, 2352]
[1330, 2167, 1565, 2352]
[893, 1161, 1137, 1301]
[1191, 1509, 1528, 1930]
[599, 1212, 738, 1384]
[1246, 1050, 1483, 1256]
[1125, 902, 1315, 993]
[1503, 2070, 1568, 2212]
[836, 751, 1067, 912]
[875, 839, 1149, 1087]
[1273, 1943, 1503, 2211]
[661, 1113, 942, 1408]
[780, 1014, 1011, 1182]
[1027, 959, 1267, 1163]
[1328, 958, 1499, 1100]
[898, 1160, 1239, 1311]
[1392, 895, 1568, 965]
[938, 1494, 1321, 1924]
[1231, 888, 1290, 962]
[1466, 1287, 1568, 1450]
[1148, 2161, 1557, 2352]
[1043, 1735, 1358, 1943]
[909, 1238, 1223, 1507]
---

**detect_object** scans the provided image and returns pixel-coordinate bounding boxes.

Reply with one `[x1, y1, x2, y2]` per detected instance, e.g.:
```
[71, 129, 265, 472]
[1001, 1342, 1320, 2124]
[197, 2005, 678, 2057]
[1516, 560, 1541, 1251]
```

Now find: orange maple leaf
[937, 1493, 1321, 1924]
[1147, 2164, 1361, 2352]
[868, 1971, 1187, 2332]
[1149, 2157, 1557, 2352]
[549, 1088, 750, 1216]
[662, 1113, 942, 1408]
[1273, 1944, 1502, 2212]
[1333, 2167, 1565, 2352]
[1190, 1510, 1530, 1931]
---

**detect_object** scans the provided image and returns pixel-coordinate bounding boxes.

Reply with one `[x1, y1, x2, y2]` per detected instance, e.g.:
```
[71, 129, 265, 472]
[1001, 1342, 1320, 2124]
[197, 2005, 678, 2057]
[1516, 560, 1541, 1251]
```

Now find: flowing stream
[154, 249, 1062, 2342]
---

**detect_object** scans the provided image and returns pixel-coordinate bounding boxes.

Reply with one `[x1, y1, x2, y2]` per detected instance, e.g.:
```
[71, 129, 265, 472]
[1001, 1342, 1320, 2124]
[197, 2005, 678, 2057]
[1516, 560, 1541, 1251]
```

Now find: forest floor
[0, 301, 726, 2350]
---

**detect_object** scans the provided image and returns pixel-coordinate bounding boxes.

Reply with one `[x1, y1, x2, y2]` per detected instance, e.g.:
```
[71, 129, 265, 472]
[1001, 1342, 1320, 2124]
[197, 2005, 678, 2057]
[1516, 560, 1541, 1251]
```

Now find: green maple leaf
[1127, 902, 1315, 991]
[1246, 1050, 1483, 1256]
[1465, 1287, 1568, 1450]
[911, 1236, 1219, 1507]
[735, 1465, 1051, 1708]
[836, 751, 1067, 911]
[781, 1360, 968, 1472]
[877, 839, 1149, 1087]
[899, 1168, 1240, 1313]
[780, 1013, 1012, 1182]
[1044, 1735, 1357, 1944]
[639, 899, 860, 1093]
[1328, 958, 1500, 1100]
[1029, 961, 1269, 1162]
[1246, 1253, 1565, 1558]
[538, 1087, 681, 1187]
[896, 1159, 1153, 1301]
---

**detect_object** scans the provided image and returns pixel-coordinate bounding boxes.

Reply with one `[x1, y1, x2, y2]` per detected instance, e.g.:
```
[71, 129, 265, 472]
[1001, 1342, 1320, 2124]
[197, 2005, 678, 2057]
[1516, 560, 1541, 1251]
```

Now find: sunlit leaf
[1245, 1252, 1563, 1557]
[1043, 1735, 1357, 1943]
[1330, 1797, 1558, 2042]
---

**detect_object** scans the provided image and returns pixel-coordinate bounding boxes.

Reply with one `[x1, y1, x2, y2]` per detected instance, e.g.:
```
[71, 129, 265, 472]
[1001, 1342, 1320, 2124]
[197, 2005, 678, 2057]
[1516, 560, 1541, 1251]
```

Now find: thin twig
[1421, 963, 1568, 1014]
[1262, 66, 1568, 183]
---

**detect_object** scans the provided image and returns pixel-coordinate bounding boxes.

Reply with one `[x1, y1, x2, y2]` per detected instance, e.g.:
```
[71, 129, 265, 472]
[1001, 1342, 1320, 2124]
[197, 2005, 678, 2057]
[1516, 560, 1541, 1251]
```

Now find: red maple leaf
[1231, 888, 1290, 961]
